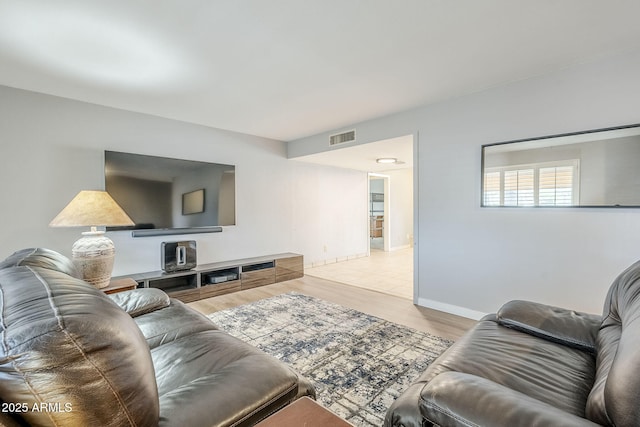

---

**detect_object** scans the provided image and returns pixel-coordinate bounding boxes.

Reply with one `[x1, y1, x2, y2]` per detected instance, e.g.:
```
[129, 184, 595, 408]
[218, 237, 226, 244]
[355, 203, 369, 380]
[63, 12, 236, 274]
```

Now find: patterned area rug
[207, 293, 452, 426]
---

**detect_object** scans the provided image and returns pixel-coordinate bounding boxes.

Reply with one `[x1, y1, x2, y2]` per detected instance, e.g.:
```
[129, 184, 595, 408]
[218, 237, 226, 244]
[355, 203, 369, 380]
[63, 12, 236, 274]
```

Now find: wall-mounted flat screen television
[104, 151, 235, 234]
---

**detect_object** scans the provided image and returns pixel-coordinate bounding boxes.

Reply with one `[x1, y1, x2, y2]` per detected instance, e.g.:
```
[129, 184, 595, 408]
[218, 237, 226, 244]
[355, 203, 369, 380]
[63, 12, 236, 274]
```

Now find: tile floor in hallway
[305, 247, 413, 300]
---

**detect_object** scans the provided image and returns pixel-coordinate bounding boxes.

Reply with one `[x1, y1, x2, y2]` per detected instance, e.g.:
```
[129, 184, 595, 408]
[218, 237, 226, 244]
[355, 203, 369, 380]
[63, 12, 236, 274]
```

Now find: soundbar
[131, 227, 223, 237]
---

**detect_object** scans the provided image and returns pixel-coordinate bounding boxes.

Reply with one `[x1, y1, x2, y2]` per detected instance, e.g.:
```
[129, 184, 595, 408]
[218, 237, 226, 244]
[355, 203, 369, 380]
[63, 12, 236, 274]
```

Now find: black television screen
[104, 151, 235, 231]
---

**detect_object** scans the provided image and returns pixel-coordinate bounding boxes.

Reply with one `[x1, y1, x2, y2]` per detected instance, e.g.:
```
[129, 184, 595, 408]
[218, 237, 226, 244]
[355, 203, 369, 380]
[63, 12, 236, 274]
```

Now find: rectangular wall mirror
[481, 124, 640, 207]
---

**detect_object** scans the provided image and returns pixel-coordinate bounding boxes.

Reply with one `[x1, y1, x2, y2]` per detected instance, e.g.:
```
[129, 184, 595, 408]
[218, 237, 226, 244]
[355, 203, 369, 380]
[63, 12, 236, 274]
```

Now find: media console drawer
[240, 267, 276, 289]
[200, 280, 241, 298]
[275, 255, 303, 282]
[168, 288, 201, 303]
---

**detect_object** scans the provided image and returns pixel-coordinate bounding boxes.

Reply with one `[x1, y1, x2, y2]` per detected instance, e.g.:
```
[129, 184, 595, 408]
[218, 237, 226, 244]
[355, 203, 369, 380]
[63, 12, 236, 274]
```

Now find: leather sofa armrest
[496, 300, 601, 353]
[385, 382, 427, 427]
[109, 288, 171, 317]
[421, 372, 601, 427]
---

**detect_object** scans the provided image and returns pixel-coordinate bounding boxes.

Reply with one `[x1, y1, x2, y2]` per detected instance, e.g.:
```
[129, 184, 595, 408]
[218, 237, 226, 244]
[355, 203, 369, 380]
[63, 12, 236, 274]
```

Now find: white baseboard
[417, 297, 487, 321]
[305, 252, 368, 269]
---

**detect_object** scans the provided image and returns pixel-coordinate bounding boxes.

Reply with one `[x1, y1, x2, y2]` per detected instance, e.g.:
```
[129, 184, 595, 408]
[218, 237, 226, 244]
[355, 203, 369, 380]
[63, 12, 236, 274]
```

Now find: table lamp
[49, 190, 134, 288]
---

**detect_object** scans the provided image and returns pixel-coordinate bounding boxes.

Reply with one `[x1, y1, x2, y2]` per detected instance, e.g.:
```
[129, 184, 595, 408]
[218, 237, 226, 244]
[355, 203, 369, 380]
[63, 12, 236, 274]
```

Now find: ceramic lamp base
[72, 230, 115, 289]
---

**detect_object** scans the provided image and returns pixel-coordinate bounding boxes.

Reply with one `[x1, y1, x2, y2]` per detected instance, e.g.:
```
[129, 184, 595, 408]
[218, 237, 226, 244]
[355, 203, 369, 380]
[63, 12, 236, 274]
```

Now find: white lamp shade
[49, 190, 133, 289]
[49, 190, 134, 228]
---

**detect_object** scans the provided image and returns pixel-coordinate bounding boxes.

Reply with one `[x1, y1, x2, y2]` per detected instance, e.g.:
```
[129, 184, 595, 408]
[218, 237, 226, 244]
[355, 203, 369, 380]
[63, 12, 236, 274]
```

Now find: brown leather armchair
[385, 260, 640, 427]
[0, 248, 314, 426]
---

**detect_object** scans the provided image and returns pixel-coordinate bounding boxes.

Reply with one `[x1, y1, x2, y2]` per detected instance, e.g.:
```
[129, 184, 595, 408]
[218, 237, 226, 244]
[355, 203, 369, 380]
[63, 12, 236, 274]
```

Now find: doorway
[368, 173, 390, 252]
[292, 133, 416, 301]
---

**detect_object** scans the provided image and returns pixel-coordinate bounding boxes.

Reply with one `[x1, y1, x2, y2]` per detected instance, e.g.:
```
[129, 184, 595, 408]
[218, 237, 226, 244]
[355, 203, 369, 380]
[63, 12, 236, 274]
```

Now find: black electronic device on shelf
[161, 241, 197, 272]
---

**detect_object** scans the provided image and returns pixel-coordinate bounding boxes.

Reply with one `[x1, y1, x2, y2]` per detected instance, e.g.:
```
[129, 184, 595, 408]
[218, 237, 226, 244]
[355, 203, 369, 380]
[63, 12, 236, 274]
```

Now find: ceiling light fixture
[376, 158, 398, 164]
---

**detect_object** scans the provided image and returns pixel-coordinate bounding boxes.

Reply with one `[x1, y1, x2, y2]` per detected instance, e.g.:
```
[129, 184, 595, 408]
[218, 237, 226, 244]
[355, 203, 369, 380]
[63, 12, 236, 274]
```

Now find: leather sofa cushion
[152, 329, 304, 427]
[134, 297, 315, 426]
[417, 318, 596, 418]
[0, 265, 159, 426]
[133, 298, 219, 349]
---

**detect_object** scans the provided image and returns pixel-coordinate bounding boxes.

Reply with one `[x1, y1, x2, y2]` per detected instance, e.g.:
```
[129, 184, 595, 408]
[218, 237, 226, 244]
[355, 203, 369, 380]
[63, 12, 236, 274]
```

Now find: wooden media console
[112, 253, 303, 303]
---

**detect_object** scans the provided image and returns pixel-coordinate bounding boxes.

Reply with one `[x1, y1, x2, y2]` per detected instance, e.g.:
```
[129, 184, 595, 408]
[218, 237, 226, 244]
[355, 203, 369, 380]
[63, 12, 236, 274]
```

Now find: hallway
[305, 248, 413, 300]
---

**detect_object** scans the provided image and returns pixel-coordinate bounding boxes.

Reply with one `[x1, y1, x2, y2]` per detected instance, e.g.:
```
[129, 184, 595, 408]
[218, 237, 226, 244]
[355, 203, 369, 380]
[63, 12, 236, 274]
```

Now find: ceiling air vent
[329, 130, 356, 146]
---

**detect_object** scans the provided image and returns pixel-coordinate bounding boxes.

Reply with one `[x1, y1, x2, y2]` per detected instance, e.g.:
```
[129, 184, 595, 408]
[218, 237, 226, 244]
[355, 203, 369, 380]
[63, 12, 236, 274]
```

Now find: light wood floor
[306, 248, 413, 299]
[188, 275, 476, 341]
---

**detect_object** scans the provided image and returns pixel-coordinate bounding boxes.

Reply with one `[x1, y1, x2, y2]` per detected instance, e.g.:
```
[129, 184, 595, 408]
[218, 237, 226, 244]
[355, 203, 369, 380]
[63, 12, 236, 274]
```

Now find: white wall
[0, 86, 368, 275]
[289, 48, 640, 317]
[290, 161, 369, 265]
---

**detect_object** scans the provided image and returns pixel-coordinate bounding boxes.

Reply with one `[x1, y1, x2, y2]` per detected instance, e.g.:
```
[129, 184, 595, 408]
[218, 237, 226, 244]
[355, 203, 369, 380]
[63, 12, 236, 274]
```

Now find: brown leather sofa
[385, 260, 640, 427]
[0, 248, 315, 427]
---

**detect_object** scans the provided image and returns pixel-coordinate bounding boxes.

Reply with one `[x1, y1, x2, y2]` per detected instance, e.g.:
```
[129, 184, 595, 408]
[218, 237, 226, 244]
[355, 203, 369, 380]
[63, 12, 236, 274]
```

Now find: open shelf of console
[113, 253, 303, 303]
